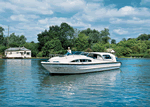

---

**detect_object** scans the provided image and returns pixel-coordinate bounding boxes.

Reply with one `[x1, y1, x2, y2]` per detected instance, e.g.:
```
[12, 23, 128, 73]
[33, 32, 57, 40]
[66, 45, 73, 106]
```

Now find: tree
[81, 28, 101, 47]
[0, 26, 4, 45]
[0, 45, 7, 54]
[37, 22, 74, 51]
[75, 33, 89, 51]
[7, 33, 27, 47]
[122, 38, 126, 41]
[24, 42, 39, 57]
[92, 42, 105, 52]
[137, 34, 150, 40]
[42, 38, 63, 57]
[102, 36, 110, 44]
[100, 28, 110, 44]
[111, 39, 116, 44]
[37, 29, 51, 51]
[19, 35, 27, 46]
[60, 22, 74, 49]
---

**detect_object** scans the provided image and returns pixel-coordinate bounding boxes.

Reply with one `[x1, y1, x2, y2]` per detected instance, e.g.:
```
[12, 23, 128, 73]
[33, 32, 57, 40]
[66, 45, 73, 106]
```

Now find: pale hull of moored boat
[41, 62, 121, 74]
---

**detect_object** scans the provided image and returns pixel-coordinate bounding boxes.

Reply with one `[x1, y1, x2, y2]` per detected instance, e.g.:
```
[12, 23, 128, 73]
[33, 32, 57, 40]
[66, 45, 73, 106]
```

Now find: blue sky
[0, 0, 150, 43]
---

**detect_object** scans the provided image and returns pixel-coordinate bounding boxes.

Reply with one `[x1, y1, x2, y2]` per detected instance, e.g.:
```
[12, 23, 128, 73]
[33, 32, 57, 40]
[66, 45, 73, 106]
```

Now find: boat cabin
[68, 52, 116, 63]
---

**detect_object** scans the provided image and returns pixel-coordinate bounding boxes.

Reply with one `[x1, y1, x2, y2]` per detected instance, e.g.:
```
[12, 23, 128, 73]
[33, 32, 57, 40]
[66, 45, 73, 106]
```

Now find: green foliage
[111, 39, 116, 44]
[114, 46, 132, 57]
[122, 38, 126, 41]
[37, 22, 74, 51]
[147, 49, 150, 54]
[36, 51, 43, 57]
[0, 26, 4, 45]
[42, 38, 63, 57]
[137, 34, 150, 40]
[24, 42, 39, 57]
[81, 28, 101, 46]
[4, 33, 27, 47]
[92, 42, 105, 52]
[84, 48, 93, 52]
[143, 54, 150, 58]
[0, 45, 6, 54]
[129, 54, 145, 57]
[75, 33, 89, 51]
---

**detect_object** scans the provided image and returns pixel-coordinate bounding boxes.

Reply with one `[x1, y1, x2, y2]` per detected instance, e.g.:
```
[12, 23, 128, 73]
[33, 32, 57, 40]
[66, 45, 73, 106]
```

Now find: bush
[129, 54, 144, 57]
[92, 43, 105, 52]
[0, 45, 7, 54]
[36, 51, 43, 57]
[84, 48, 93, 52]
[143, 54, 150, 58]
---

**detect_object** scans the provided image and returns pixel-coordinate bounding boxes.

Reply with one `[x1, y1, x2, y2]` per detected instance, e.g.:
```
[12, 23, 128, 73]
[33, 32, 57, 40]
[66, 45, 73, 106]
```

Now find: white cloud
[0, 0, 53, 15]
[38, 17, 89, 28]
[0, 0, 87, 15]
[110, 17, 150, 25]
[10, 15, 28, 22]
[58, 0, 85, 12]
[140, 0, 150, 5]
[113, 29, 128, 35]
[73, 4, 150, 22]
[10, 14, 39, 22]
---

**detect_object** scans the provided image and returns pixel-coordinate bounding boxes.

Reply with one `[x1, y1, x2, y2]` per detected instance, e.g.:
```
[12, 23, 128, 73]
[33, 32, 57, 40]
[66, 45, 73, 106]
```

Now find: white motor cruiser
[41, 51, 121, 74]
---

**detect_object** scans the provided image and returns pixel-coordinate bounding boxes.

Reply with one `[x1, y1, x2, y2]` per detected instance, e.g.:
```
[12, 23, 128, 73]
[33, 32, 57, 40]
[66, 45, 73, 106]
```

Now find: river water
[0, 58, 150, 107]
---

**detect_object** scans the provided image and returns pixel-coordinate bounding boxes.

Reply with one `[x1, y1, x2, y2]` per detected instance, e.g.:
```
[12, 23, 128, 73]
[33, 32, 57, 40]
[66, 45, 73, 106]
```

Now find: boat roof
[69, 51, 114, 56]
[89, 52, 114, 55]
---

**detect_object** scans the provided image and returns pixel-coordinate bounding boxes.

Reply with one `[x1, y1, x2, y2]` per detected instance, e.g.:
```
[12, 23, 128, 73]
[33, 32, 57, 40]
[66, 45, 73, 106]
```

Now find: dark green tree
[137, 34, 150, 40]
[92, 42, 105, 52]
[0, 26, 4, 45]
[37, 22, 74, 51]
[24, 42, 39, 57]
[100, 28, 110, 44]
[81, 28, 101, 47]
[42, 38, 63, 57]
[111, 39, 116, 44]
[122, 38, 126, 41]
[8, 33, 27, 47]
[75, 33, 89, 51]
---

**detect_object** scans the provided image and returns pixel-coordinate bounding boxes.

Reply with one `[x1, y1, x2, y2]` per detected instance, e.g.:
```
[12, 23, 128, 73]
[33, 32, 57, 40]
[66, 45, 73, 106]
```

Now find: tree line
[0, 22, 150, 58]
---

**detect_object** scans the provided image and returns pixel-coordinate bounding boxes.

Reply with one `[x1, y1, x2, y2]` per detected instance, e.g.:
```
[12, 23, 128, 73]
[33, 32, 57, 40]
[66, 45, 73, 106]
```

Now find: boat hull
[41, 62, 121, 74]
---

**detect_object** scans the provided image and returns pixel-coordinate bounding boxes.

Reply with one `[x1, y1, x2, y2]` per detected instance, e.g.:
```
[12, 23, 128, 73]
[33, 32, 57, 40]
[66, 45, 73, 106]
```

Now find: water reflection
[40, 69, 121, 98]
[42, 69, 121, 86]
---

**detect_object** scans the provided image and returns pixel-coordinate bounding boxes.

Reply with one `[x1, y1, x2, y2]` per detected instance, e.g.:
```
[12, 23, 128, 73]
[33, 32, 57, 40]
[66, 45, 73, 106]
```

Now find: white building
[106, 48, 115, 54]
[5, 47, 31, 58]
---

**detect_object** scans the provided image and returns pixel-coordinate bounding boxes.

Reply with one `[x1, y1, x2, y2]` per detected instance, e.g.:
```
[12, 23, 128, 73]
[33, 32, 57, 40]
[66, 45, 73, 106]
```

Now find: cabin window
[71, 59, 80, 62]
[24, 51, 26, 54]
[87, 54, 98, 59]
[103, 55, 111, 59]
[80, 59, 91, 62]
[71, 59, 91, 62]
[10, 52, 12, 54]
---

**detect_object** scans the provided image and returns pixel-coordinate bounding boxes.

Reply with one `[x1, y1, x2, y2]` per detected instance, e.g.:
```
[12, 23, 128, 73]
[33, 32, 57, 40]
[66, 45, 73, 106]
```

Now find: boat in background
[41, 51, 121, 74]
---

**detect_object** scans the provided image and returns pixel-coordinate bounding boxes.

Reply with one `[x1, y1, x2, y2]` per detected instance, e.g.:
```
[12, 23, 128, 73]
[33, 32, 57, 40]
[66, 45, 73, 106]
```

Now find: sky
[0, 0, 150, 43]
